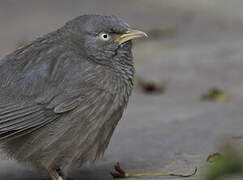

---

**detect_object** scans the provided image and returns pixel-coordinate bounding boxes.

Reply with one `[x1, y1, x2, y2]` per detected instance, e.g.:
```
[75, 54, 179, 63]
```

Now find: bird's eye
[98, 33, 110, 41]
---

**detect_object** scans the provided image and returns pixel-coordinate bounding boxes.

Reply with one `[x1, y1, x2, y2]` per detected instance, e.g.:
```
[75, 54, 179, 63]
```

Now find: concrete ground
[1, 0, 243, 179]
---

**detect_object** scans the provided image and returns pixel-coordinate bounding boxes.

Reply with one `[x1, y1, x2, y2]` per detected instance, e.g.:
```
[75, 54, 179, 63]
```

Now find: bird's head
[62, 15, 147, 66]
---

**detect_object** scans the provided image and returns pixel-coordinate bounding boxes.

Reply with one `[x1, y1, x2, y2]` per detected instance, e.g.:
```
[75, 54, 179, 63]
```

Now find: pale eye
[99, 33, 110, 41]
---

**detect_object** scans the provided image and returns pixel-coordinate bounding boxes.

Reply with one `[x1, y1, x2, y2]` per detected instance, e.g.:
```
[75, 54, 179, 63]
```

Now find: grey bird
[0, 15, 147, 180]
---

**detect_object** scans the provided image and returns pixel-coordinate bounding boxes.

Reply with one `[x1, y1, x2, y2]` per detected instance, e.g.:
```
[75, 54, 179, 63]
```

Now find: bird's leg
[111, 162, 197, 179]
[48, 167, 64, 180]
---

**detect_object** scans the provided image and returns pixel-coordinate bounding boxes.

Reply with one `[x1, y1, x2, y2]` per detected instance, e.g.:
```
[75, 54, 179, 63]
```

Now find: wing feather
[0, 111, 45, 131]
[0, 104, 30, 116]
[0, 115, 59, 142]
[0, 105, 41, 123]
[0, 103, 60, 142]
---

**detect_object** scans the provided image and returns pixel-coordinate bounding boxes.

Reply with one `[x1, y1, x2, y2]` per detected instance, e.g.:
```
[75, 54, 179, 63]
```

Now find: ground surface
[1, 0, 243, 179]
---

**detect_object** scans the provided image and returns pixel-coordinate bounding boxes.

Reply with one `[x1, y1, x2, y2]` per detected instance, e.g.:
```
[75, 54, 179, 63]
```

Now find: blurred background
[1, 0, 243, 179]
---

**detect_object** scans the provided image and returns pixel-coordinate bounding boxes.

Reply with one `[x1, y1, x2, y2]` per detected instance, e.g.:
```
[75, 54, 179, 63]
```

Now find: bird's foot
[49, 167, 64, 180]
[111, 162, 197, 179]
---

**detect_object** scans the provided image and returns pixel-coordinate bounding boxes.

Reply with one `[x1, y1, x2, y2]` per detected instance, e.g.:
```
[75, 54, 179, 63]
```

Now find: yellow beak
[115, 29, 148, 45]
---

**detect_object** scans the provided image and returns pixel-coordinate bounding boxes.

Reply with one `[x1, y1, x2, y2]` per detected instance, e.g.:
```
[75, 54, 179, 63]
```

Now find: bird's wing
[0, 86, 99, 142]
[0, 41, 109, 142]
[0, 102, 60, 141]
